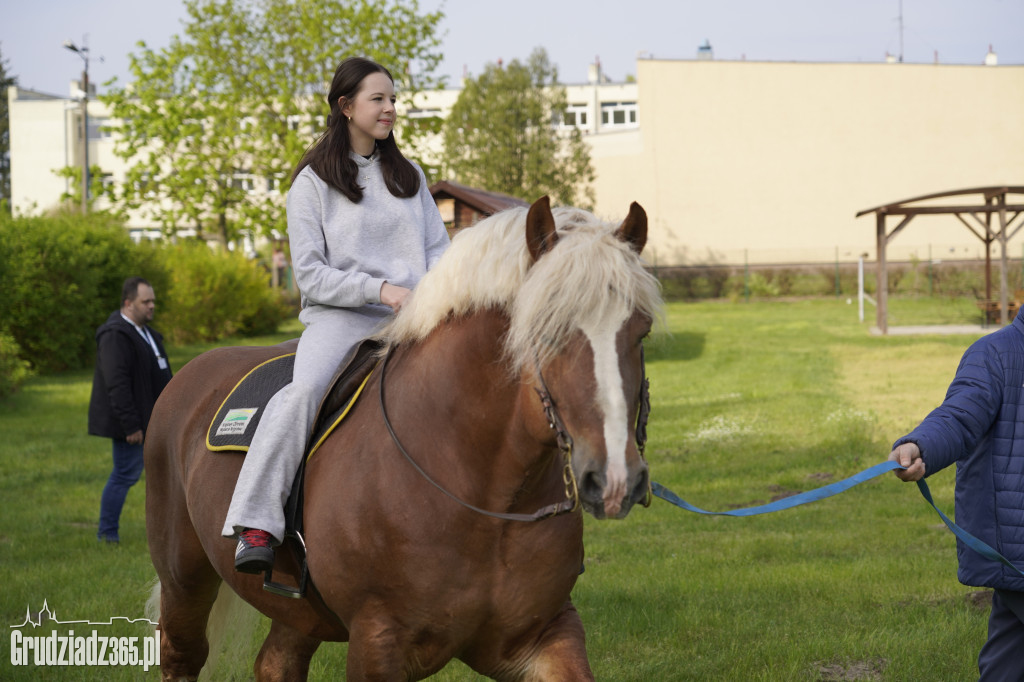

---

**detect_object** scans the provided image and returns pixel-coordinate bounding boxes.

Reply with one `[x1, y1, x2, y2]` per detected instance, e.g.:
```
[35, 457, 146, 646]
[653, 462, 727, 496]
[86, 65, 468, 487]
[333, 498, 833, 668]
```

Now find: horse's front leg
[519, 600, 594, 682]
[345, 606, 443, 681]
[253, 619, 322, 682]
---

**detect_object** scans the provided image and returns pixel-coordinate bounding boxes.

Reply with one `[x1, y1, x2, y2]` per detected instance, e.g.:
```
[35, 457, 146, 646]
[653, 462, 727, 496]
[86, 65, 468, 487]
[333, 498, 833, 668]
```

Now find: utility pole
[898, 0, 904, 63]
[63, 38, 90, 213]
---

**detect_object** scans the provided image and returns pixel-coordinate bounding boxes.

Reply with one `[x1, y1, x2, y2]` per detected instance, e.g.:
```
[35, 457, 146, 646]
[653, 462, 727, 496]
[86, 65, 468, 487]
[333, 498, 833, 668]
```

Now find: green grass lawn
[0, 299, 999, 680]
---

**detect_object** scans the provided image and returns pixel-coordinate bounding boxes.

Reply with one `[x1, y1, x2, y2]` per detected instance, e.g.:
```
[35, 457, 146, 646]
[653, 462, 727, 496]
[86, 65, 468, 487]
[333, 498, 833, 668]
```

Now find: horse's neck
[395, 309, 517, 423]
[388, 309, 562, 508]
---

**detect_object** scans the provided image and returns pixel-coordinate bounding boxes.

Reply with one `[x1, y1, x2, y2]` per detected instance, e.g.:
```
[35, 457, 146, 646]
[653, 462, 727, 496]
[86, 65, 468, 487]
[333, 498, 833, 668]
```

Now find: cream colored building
[8, 84, 115, 216]
[590, 59, 1024, 266]
[8, 58, 1023, 264]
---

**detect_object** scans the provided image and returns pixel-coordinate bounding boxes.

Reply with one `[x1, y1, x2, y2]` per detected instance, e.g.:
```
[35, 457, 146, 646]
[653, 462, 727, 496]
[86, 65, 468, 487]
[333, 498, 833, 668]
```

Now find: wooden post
[981, 200, 1000, 324]
[998, 192, 1010, 325]
[876, 212, 888, 334]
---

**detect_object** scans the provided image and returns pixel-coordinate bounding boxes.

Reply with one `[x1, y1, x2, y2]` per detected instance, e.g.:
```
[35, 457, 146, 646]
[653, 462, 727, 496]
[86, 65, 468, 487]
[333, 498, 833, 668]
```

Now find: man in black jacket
[88, 277, 173, 543]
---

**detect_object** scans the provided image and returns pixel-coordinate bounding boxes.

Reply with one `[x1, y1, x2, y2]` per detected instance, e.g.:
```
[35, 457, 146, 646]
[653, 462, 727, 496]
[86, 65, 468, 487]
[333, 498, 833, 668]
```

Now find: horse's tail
[200, 582, 261, 680]
[145, 578, 161, 627]
[145, 579, 261, 680]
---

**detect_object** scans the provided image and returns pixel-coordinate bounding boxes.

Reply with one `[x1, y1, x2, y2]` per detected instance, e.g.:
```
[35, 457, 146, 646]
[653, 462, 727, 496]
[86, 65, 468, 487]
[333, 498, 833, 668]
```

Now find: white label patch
[216, 408, 259, 436]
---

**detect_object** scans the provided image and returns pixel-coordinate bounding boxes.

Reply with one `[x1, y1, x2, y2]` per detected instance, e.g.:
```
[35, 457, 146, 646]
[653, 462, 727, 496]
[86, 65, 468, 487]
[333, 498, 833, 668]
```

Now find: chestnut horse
[144, 196, 663, 681]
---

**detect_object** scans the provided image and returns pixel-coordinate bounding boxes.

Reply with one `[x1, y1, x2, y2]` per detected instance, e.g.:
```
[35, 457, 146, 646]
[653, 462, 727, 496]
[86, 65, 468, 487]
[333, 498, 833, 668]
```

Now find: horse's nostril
[629, 467, 650, 504]
[579, 469, 605, 501]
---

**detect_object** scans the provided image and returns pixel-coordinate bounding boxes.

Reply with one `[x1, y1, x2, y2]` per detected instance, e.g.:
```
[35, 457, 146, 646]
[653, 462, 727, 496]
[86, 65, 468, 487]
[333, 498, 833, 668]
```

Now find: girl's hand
[380, 282, 411, 313]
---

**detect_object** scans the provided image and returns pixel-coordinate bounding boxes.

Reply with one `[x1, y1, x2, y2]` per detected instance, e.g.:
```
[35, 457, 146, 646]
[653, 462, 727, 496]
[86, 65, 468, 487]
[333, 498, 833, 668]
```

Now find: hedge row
[656, 259, 1007, 302]
[0, 211, 290, 398]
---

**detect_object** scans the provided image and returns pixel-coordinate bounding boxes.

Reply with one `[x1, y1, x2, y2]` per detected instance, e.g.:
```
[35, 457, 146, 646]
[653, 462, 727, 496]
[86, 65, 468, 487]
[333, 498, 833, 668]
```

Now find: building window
[406, 107, 442, 119]
[559, 103, 589, 129]
[89, 117, 113, 140]
[231, 173, 257, 193]
[600, 101, 638, 128]
[266, 173, 286, 194]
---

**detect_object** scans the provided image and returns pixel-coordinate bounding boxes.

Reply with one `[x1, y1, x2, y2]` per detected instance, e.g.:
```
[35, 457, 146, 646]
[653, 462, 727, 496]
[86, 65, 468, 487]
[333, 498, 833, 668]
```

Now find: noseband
[378, 343, 652, 522]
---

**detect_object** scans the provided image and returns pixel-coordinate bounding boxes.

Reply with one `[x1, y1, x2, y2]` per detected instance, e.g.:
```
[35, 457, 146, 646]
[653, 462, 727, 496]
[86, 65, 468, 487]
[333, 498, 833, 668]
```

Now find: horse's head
[378, 195, 662, 520]
[513, 196, 661, 520]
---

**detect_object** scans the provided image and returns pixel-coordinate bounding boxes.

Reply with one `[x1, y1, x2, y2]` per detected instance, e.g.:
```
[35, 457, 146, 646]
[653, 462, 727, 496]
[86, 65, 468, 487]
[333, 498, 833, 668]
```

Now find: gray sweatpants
[221, 304, 388, 542]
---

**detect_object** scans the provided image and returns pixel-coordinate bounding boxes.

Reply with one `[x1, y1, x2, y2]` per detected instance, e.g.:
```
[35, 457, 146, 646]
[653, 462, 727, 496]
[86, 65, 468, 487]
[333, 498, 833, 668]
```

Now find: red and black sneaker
[234, 528, 275, 574]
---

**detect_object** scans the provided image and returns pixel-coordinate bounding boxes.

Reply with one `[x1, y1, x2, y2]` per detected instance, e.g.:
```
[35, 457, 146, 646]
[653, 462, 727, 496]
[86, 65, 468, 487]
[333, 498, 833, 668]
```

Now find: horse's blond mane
[378, 204, 663, 372]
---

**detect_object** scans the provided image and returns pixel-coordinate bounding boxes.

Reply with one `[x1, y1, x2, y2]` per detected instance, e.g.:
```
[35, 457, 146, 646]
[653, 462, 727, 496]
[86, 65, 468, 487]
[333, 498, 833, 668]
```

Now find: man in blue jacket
[88, 277, 173, 543]
[890, 310, 1024, 681]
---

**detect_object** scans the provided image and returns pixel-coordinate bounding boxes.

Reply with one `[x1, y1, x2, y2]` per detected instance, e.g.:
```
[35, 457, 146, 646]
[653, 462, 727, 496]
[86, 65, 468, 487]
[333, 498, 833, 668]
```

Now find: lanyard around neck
[122, 313, 160, 357]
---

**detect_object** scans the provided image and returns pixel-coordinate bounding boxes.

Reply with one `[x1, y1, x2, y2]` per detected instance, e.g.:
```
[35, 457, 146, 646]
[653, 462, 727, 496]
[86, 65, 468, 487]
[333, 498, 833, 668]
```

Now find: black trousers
[979, 589, 1024, 682]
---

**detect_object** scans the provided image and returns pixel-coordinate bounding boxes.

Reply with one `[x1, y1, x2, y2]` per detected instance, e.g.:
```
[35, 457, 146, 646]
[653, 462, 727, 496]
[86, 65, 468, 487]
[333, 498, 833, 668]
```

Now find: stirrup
[262, 530, 308, 599]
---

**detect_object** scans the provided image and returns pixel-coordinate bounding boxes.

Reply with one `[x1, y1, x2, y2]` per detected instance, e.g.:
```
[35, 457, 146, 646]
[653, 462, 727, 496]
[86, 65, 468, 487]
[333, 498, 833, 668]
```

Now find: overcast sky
[3, 0, 1021, 96]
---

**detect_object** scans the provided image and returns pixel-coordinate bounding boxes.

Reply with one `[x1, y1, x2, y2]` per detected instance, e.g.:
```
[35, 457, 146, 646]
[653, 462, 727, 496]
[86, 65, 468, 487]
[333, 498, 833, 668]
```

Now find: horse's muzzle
[578, 459, 650, 520]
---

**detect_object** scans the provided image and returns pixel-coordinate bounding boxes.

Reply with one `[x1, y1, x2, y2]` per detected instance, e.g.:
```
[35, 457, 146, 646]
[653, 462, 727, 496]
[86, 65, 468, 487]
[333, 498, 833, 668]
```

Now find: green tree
[101, 0, 443, 247]
[0, 43, 17, 215]
[54, 163, 107, 212]
[441, 48, 595, 210]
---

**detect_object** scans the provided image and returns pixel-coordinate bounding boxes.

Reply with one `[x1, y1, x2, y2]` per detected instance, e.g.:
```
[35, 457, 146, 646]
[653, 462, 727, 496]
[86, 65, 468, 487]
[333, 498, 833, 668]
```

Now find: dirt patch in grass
[814, 657, 887, 681]
[963, 590, 992, 610]
[768, 484, 801, 502]
[899, 589, 993, 612]
[726, 478, 831, 508]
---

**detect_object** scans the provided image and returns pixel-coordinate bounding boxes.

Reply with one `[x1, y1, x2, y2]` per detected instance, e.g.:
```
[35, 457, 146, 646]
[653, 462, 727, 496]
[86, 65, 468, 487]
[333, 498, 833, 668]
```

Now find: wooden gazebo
[856, 186, 1024, 333]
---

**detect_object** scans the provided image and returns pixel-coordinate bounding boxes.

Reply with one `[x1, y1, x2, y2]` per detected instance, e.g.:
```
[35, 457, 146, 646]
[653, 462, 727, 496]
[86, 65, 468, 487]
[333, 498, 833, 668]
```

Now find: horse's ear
[615, 202, 647, 254]
[525, 195, 559, 262]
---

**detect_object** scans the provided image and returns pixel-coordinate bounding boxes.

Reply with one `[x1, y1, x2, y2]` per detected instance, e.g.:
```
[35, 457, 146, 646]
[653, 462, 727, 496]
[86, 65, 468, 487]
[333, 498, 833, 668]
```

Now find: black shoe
[234, 528, 274, 574]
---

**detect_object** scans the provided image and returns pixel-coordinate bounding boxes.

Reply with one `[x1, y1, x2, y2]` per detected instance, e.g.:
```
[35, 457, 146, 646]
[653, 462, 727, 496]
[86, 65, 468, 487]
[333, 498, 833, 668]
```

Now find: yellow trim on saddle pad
[206, 353, 295, 452]
[306, 369, 375, 462]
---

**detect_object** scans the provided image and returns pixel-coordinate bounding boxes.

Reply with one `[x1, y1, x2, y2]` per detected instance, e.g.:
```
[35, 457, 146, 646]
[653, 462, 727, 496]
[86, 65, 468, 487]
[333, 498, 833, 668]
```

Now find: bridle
[378, 342, 652, 522]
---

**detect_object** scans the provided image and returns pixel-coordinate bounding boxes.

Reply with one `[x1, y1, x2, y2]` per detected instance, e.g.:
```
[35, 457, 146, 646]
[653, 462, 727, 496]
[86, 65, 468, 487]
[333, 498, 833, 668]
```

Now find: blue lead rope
[651, 461, 901, 517]
[913, 477, 1024, 577]
[651, 460, 1024, 578]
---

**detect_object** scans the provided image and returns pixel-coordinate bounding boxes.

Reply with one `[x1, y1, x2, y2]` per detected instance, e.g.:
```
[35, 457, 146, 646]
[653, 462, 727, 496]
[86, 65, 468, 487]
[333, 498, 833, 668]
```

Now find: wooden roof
[429, 180, 529, 216]
[856, 186, 1024, 217]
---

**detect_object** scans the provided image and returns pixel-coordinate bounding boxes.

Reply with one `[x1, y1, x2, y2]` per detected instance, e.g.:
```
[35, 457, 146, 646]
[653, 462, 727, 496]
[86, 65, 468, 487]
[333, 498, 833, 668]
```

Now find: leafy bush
[0, 211, 288, 376]
[652, 260, 1010, 301]
[0, 333, 32, 399]
[728, 272, 781, 300]
[0, 211, 157, 372]
[656, 265, 731, 300]
[933, 264, 985, 298]
[158, 242, 290, 344]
